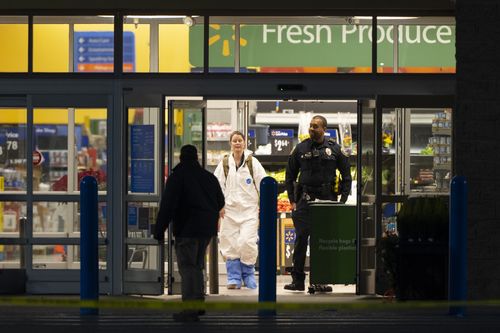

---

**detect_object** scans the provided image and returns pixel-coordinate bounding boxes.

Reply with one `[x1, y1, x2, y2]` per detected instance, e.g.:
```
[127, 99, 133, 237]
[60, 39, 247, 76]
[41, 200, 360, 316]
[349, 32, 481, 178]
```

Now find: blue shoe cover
[226, 259, 242, 288]
[241, 263, 257, 289]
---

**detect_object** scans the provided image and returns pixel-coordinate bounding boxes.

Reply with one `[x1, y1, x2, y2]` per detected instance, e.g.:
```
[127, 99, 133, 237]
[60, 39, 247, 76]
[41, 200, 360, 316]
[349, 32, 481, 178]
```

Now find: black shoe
[198, 309, 206, 316]
[173, 310, 200, 322]
[284, 282, 305, 291]
[311, 284, 333, 292]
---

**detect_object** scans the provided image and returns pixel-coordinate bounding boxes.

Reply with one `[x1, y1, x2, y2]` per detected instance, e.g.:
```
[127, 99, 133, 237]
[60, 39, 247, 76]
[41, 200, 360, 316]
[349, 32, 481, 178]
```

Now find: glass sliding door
[165, 99, 206, 295]
[124, 93, 164, 295]
[357, 100, 377, 295]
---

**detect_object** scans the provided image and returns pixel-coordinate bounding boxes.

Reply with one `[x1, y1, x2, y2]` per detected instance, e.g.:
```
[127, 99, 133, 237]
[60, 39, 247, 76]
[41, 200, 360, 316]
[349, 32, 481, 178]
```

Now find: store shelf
[207, 137, 229, 142]
[410, 154, 433, 158]
[432, 128, 452, 135]
[434, 163, 451, 170]
[255, 112, 435, 125]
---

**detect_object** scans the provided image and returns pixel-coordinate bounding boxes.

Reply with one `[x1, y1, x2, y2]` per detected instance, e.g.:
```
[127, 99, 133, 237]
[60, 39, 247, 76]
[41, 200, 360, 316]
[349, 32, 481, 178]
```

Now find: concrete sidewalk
[1, 277, 499, 333]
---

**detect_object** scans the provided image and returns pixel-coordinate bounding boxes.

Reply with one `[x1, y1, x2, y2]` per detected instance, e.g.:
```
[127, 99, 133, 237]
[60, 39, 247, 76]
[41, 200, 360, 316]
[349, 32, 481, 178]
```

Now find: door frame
[373, 94, 455, 294]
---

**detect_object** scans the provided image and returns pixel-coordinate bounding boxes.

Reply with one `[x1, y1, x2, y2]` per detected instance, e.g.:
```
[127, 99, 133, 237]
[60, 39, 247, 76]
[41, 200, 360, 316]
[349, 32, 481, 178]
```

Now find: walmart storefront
[0, 5, 455, 296]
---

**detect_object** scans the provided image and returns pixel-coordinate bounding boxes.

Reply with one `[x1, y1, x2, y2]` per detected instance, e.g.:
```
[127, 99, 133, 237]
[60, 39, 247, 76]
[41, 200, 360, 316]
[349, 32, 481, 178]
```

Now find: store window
[126, 244, 160, 270]
[33, 16, 115, 73]
[123, 16, 151, 72]
[127, 202, 158, 239]
[0, 16, 28, 72]
[33, 108, 107, 192]
[0, 108, 27, 192]
[377, 17, 456, 73]
[380, 107, 452, 195]
[32, 244, 107, 270]
[32, 201, 107, 236]
[0, 245, 23, 269]
[159, 16, 204, 73]
[198, 16, 373, 73]
[410, 108, 452, 193]
[0, 201, 27, 269]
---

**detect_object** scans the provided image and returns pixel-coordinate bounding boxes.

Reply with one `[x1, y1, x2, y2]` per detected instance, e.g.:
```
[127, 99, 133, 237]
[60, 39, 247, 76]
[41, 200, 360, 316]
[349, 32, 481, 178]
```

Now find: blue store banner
[74, 31, 135, 72]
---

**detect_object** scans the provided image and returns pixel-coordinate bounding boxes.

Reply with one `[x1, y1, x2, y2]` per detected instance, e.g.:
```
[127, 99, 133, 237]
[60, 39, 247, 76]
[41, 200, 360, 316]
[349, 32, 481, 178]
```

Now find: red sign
[33, 150, 43, 166]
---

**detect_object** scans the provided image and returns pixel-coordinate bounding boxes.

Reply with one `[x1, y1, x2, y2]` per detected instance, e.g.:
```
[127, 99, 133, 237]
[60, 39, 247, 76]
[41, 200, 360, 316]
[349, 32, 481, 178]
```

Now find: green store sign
[189, 24, 455, 68]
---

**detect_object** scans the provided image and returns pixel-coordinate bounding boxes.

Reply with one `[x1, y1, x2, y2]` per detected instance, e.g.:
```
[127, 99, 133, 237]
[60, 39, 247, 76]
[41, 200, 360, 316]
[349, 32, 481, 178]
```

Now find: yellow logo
[209, 24, 248, 57]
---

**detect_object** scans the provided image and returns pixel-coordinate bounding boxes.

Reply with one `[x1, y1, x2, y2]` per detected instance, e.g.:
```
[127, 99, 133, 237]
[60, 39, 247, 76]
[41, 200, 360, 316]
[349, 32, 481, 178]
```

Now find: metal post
[449, 176, 467, 316]
[258, 176, 277, 316]
[19, 217, 27, 269]
[80, 176, 99, 316]
[209, 236, 219, 294]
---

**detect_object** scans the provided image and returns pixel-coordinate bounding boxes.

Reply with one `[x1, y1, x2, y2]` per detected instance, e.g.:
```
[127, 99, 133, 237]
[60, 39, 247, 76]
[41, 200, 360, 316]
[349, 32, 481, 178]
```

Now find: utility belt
[299, 183, 336, 202]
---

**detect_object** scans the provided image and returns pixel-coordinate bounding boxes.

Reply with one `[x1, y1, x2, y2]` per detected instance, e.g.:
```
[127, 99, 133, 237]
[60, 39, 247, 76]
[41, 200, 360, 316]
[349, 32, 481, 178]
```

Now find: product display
[430, 109, 452, 191]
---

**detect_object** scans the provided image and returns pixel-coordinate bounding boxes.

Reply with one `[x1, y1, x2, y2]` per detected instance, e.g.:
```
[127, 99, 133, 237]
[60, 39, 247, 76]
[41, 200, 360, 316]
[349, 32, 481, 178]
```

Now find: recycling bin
[309, 202, 356, 285]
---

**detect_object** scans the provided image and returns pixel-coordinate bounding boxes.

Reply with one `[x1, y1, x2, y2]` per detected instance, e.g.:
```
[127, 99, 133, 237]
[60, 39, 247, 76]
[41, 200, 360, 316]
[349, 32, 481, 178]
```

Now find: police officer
[284, 115, 352, 291]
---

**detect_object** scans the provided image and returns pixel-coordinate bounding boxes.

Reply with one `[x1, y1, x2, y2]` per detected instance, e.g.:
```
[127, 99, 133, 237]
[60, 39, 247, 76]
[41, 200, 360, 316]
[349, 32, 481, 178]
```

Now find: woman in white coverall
[214, 131, 267, 289]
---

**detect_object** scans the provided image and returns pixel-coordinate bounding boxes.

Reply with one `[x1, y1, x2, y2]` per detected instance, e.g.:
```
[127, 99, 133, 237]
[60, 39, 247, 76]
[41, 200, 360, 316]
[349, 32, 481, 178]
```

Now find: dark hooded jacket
[154, 160, 225, 239]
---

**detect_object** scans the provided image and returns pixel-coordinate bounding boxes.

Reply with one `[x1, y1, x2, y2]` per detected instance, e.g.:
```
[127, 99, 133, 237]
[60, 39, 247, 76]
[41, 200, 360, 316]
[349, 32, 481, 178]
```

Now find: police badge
[325, 147, 332, 156]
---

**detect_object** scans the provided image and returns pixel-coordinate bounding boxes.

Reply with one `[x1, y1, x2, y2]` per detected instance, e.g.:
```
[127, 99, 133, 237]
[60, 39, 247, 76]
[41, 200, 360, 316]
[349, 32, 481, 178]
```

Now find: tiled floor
[213, 274, 354, 295]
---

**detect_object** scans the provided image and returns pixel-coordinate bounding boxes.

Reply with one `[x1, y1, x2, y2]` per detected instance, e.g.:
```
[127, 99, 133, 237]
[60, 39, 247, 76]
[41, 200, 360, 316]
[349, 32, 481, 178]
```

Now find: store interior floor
[153, 274, 359, 303]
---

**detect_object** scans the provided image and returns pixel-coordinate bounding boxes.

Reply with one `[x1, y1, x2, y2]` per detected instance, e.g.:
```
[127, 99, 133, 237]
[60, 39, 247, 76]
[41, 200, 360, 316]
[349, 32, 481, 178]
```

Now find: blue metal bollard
[449, 176, 467, 317]
[80, 176, 99, 316]
[258, 176, 278, 317]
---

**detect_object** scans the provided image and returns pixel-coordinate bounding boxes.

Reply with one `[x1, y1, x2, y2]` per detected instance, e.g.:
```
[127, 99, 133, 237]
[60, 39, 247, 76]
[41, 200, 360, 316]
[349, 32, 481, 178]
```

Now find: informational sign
[130, 125, 155, 193]
[325, 129, 339, 143]
[0, 127, 25, 164]
[131, 160, 155, 193]
[309, 203, 356, 284]
[280, 217, 309, 272]
[270, 129, 293, 155]
[131, 125, 154, 159]
[32, 150, 44, 166]
[128, 206, 138, 230]
[74, 31, 135, 72]
[190, 24, 455, 69]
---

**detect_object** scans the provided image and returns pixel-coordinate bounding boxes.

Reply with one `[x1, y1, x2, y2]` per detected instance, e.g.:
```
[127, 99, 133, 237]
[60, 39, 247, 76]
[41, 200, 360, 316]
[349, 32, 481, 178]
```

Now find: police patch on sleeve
[341, 147, 350, 157]
[325, 147, 332, 156]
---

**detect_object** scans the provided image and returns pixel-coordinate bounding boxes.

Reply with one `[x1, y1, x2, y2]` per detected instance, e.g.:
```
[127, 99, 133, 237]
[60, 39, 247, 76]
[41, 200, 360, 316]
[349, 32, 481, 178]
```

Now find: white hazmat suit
[214, 149, 267, 265]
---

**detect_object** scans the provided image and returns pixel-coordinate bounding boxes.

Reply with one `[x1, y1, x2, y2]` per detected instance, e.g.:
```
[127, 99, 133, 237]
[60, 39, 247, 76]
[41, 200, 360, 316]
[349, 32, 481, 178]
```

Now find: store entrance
[183, 98, 362, 295]
[122, 93, 454, 297]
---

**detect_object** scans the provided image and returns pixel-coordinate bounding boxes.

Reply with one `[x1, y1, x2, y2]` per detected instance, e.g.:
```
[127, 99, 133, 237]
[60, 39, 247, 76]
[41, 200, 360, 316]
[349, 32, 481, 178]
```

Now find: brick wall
[456, 0, 500, 299]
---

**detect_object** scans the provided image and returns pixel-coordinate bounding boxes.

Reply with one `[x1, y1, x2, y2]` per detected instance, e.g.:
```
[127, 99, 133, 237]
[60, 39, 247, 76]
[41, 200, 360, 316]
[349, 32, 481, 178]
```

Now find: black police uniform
[284, 137, 352, 289]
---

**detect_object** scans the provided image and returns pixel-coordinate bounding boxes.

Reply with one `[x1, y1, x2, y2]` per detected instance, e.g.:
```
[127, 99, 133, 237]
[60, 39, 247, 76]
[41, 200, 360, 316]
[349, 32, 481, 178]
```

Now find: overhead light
[355, 16, 419, 20]
[183, 16, 194, 26]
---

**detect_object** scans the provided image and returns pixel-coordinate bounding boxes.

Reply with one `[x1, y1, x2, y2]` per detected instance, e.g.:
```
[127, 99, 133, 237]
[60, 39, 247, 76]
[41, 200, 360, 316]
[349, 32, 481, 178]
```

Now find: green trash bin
[309, 202, 356, 285]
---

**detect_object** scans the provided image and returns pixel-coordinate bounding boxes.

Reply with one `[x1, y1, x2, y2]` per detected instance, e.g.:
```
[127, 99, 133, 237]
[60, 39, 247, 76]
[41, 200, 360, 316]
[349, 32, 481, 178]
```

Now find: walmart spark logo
[285, 229, 296, 244]
[209, 24, 248, 57]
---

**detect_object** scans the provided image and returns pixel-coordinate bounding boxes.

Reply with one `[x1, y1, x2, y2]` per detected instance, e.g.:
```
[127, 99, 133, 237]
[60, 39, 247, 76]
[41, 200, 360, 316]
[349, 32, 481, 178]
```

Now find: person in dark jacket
[284, 115, 352, 292]
[154, 144, 225, 322]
